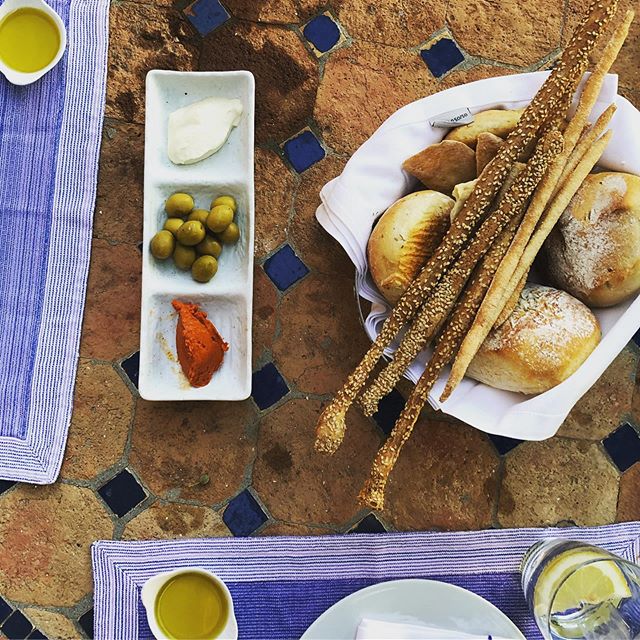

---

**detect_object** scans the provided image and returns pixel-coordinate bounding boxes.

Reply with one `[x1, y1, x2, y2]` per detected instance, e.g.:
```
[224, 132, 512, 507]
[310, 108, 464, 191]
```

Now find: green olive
[163, 218, 184, 236]
[173, 244, 197, 270]
[165, 192, 194, 218]
[192, 256, 218, 283]
[188, 208, 210, 226]
[150, 230, 175, 259]
[176, 220, 206, 246]
[196, 235, 223, 258]
[207, 205, 234, 233]
[211, 195, 237, 212]
[218, 222, 240, 244]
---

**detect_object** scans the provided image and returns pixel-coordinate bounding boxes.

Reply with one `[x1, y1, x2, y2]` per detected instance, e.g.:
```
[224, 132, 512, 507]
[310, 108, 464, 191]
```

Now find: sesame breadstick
[441, 128, 613, 402]
[494, 270, 528, 327]
[314, 0, 618, 454]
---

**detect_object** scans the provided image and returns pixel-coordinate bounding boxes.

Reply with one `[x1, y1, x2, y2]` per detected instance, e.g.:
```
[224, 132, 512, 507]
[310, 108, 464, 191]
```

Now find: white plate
[301, 579, 526, 639]
[139, 70, 255, 401]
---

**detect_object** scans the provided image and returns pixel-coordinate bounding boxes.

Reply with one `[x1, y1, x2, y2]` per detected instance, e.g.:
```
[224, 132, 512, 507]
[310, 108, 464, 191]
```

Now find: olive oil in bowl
[0, 7, 60, 73]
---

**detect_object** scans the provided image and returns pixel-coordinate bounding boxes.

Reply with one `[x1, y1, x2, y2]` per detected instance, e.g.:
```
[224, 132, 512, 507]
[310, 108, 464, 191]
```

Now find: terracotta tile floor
[1, 0, 640, 637]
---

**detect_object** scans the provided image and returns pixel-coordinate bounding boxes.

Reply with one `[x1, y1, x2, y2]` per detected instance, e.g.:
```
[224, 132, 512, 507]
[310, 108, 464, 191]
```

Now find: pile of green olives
[149, 191, 241, 283]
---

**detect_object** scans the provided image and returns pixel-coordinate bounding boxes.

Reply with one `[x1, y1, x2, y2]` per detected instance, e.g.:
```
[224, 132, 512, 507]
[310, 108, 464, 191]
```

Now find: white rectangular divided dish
[139, 70, 255, 401]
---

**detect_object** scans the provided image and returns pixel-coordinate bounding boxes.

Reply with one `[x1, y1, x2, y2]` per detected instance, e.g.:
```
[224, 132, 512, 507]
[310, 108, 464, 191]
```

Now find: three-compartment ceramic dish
[139, 70, 255, 401]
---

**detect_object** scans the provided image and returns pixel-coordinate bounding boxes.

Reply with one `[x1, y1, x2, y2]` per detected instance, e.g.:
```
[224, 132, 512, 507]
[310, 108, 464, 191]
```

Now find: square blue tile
[420, 37, 464, 78]
[372, 388, 406, 436]
[121, 351, 140, 389]
[1, 610, 32, 640]
[78, 608, 94, 639]
[223, 489, 268, 536]
[488, 433, 524, 456]
[303, 14, 341, 53]
[27, 630, 47, 640]
[0, 597, 12, 625]
[251, 362, 289, 410]
[282, 130, 325, 174]
[184, 0, 230, 37]
[349, 514, 387, 534]
[98, 469, 146, 517]
[603, 423, 640, 472]
[263, 244, 310, 291]
[0, 479, 16, 496]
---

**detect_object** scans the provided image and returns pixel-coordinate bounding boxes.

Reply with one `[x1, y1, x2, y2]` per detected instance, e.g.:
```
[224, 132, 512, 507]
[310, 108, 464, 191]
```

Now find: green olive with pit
[173, 244, 197, 270]
[218, 222, 240, 244]
[188, 208, 210, 226]
[206, 205, 234, 233]
[150, 230, 175, 259]
[196, 235, 223, 258]
[164, 192, 194, 218]
[163, 218, 184, 236]
[211, 195, 237, 212]
[176, 220, 206, 246]
[192, 255, 218, 283]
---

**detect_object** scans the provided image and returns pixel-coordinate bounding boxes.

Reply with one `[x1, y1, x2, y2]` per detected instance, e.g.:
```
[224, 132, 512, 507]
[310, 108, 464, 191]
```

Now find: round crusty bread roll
[367, 190, 453, 303]
[545, 171, 640, 307]
[467, 285, 601, 394]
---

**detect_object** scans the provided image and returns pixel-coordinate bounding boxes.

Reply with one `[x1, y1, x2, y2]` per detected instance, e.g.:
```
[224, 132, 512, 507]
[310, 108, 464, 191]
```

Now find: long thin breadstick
[494, 269, 528, 327]
[314, 0, 618, 455]
[441, 128, 613, 402]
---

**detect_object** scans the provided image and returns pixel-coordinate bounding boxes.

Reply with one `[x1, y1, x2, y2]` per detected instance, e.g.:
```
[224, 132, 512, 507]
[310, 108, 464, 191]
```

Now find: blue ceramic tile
[303, 14, 341, 53]
[488, 433, 524, 456]
[78, 609, 94, 639]
[78, 609, 93, 639]
[0, 479, 16, 496]
[604, 423, 640, 472]
[223, 490, 268, 536]
[420, 37, 464, 78]
[121, 351, 140, 389]
[98, 469, 146, 517]
[0, 597, 12, 624]
[263, 244, 310, 292]
[251, 363, 289, 410]
[282, 130, 325, 173]
[349, 514, 387, 534]
[184, 0, 230, 37]
[27, 630, 47, 640]
[633, 329, 640, 348]
[1, 610, 32, 640]
[372, 388, 406, 436]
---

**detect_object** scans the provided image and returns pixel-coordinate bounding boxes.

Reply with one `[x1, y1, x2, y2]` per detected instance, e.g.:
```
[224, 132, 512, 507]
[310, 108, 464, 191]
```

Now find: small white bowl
[0, 0, 66, 85]
[141, 568, 238, 640]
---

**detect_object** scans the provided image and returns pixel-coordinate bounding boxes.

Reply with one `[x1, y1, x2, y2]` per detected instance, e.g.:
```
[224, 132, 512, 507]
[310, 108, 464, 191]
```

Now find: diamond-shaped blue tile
[121, 351, 140, 389]
[349, 514, 387, 534]
[28, 629, 47, 640]
[0, 479, 16, 496]
[282, 130, 325, 173]
[78, 609, 93, 639]
[78, 608, 94, 639]
[488, 433, 524, 456]
[303, 14, 341, 53]
[98, 469, 146, 517]
[604, 423, 640, 472]
[251, 362, 289, 410]
[633, 329, 640, 348]
[420, 37, 464, 78]
[263, 244, 309, 291]
[1, 610, 32, 640]
[184, 0, 230, 36]
[372, 388, 406, 436]
[222, 489, 268, 536]
[0, 597, 12, 625]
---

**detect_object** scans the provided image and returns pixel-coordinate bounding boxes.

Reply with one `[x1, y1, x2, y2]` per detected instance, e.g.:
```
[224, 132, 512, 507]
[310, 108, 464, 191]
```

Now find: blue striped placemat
[92, 522, 640, 640]
[0, 0, 109, 483]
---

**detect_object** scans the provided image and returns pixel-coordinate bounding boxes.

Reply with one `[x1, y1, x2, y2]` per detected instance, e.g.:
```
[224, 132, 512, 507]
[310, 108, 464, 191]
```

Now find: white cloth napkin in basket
[316, 71, 640, 441]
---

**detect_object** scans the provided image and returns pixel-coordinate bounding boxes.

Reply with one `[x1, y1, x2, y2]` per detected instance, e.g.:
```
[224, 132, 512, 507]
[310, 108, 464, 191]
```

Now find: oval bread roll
[545, 171, 640, 307]
[368, 190, 453, 303]
[444, 108, 524, 148]
[467, 285, 601, 394]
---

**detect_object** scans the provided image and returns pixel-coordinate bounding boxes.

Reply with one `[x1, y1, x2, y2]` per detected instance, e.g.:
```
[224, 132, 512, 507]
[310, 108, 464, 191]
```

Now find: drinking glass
[521, 539, 640, 639]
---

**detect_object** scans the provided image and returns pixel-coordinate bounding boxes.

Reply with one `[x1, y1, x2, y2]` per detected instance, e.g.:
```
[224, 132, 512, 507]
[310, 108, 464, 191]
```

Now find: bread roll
[367, 190, 453, 303]
[476, 132, 502, 174]
[545, 171, 640, 307]
[467, 285, 601, 394]
[444, 109, 524, 148]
